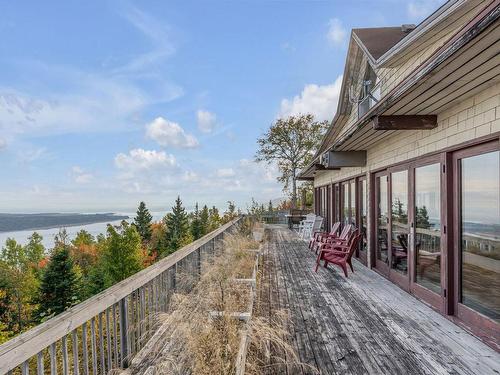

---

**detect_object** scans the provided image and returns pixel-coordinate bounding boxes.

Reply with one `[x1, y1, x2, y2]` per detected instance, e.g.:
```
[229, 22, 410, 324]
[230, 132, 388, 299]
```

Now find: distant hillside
[0, 213, 129, 232]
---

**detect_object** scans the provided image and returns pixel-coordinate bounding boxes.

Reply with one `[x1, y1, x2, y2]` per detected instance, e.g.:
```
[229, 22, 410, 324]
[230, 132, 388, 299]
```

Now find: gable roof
[352, 27, 411, 62]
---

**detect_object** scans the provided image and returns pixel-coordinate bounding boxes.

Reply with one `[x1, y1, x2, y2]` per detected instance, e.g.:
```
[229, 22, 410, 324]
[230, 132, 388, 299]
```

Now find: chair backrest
[330, 222, 340, 235]
[339, 224, 352, 240]
[312, 216, 323, 232]
[346, 232, 362, 260]
[305, 213, 316, 221]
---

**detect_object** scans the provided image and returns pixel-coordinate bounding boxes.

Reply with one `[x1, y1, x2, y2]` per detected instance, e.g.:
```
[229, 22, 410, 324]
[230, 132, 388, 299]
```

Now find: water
[0, 212, 166, 249]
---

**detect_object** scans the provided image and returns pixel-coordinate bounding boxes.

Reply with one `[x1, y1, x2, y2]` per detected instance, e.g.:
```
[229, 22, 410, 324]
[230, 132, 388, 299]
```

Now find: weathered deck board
[260, 225, 500, 375]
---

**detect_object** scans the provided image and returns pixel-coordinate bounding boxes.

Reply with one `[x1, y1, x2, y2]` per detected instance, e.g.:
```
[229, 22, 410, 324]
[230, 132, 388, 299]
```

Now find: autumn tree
[134, 201, 153, 243]
[37, 246, 81, 321]
[163, 196, 192, 256]
[1, 238, 39, 331]
[255, 114, 328, 207]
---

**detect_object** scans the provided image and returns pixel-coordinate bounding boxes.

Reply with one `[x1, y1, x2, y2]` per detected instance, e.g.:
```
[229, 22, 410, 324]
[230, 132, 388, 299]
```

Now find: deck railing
[0, 217, 242, 375]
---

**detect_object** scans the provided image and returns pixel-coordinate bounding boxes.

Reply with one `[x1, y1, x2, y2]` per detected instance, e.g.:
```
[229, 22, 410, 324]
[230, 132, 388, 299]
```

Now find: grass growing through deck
[126, 219, 308, 375]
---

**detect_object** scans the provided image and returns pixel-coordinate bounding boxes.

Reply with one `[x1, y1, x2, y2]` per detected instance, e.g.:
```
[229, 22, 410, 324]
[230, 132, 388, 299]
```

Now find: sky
[0, 0, 442, 213]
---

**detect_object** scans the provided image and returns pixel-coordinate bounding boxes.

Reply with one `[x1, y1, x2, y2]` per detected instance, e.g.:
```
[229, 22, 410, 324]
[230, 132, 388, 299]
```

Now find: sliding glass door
[453, 143, 500, 331]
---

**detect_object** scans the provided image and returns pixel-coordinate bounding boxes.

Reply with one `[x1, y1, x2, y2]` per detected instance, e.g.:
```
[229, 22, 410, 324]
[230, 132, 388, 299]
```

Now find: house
[298, 0, 500, 348]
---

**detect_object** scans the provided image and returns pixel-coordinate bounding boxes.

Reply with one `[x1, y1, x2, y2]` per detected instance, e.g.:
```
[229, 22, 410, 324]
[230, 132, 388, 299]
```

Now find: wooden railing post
[119, 298, 129, 368]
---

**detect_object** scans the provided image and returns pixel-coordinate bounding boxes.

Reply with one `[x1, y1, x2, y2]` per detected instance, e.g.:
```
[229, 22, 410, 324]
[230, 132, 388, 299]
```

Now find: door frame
[408, 153, 446, 312]
[373, 170, 390, 277]
[387, 164, 411, 291]
[357, 176, 368, 265]
[451, 140, 500, 345]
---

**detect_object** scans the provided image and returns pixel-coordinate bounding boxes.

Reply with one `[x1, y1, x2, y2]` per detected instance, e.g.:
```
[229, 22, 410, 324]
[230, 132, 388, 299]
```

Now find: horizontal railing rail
[0, 217, 242, 375]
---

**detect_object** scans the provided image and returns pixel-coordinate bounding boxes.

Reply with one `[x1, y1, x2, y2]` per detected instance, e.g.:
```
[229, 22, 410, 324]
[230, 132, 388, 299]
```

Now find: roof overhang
[333, 2, 500, 151]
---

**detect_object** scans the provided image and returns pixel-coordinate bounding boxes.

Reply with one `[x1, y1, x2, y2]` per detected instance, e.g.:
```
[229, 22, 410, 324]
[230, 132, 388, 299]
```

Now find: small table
[285, 214, 306, 229]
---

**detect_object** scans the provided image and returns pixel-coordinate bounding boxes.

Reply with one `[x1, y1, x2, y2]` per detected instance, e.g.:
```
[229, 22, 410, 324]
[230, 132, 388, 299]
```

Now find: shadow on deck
[259, 225, 500, 375]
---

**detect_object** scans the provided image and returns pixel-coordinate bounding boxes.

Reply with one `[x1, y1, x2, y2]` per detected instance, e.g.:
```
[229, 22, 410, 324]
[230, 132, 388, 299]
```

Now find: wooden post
[82, 322, 89, 375]
[71, 330, 79, 375]
[36, 351, 44, 375]
[301, 189, 306, 210]
[119, 298, 129, 368]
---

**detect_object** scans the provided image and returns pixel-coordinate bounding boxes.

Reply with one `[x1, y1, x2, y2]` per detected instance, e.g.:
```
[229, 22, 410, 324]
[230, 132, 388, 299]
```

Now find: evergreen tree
[190, 203, 203, 240]
[134, 201, 153, 242]
[268, 200, 274, 212]
[102, 221, 143, 285]
[200, 205, 210, 236]
[163, 196, 192, 256]
[37, 246, 80, 320]
[208, 206, 221, 231]
[222, 201, 237, 223]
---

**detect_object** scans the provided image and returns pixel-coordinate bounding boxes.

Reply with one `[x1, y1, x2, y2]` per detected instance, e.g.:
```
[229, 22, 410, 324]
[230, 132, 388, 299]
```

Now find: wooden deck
[258, 225, 500, 375]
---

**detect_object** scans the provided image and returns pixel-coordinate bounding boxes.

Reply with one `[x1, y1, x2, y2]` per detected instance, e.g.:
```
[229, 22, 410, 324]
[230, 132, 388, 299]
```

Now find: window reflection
[343, 183, 349, 226]
[391, 170, 408, 275]
[415, 164, 441, 294]
[377, 176, 388, 263]
[350, 181, 356, 227]
[360, 179, 367, 252]
[461, 151, 500, 322]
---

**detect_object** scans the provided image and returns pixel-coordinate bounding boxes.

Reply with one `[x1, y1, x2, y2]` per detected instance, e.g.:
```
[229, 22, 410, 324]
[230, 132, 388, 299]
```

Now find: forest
[0, 197, 240, 344]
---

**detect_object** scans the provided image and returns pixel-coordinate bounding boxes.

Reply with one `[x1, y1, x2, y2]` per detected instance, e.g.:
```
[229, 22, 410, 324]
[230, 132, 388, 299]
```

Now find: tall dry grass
[126, 221, 310, 375]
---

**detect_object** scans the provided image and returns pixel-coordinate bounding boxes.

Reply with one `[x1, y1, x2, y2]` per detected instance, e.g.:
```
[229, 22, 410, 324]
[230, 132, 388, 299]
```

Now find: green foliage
[101, 221, 143, 285]
[190, 203, 203, 240]
[134, 201, 153, 242]
[200, 205, 209, 236]
[208, 206, 221, 232]
[255, 113, 328, 207]
[222, 201, 238, 224]
[25, 232, 45, 266]
[72, 230, 94, 247]
[163, 196, 193, 256]
[37, 246, 81, 321]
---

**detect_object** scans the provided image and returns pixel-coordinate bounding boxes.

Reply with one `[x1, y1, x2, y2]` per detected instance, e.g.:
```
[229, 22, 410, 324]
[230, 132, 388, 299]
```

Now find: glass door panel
[342, 183, 349, 226]
[376, 176, 389, 264]
[415, 163, 441, 294]
[391, 170, 409, 275]
[460, 151, 500, 322]
[359, 179, 367, 254]
[350, 180, 356, 227]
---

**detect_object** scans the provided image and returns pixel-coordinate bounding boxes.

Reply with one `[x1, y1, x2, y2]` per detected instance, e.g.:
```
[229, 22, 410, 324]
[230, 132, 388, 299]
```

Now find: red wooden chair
[308, 221, 340, 250]
[314, 224, 352, 254]
[315, 231, 362, 276]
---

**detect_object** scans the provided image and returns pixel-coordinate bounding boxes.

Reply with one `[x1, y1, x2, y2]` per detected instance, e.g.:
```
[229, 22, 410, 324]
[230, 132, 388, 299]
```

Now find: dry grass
[126, 221, 309, 375]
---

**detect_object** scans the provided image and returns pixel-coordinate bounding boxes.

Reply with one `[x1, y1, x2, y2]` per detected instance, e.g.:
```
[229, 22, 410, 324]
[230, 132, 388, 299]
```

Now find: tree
[222, 201, 238, 224]
[255, 114, 328, 207]
[37, 246, 81, 320]
[0, 239, 39, 331]
[134, 201, 153, 243]
[190, 203, 203, 240]
[268, 200, 274, 213]
[70, 230, 97, 277]
[208, 206, 221, 232]
[24, 233, 45, 267]
[200, 205, 210, 236]
[163, 196, 192, 256]
[102, 221, 143, 285]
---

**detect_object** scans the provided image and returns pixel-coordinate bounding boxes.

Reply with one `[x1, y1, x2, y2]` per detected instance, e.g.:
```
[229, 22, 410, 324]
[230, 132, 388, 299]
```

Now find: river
[0, 212, 166, 249]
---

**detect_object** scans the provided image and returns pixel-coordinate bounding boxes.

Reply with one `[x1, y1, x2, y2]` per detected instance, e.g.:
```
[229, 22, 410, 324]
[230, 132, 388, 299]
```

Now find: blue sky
[0, 0, 441, 213]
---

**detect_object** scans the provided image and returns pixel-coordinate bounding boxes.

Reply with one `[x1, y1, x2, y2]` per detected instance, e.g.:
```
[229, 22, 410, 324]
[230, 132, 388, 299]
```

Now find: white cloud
[114, 148, 176, 170]
[17, 146, 48, 163]
[71, 166, 94, 184]
[279, 75, 343, 122]
[196, 110, 217, 133]
[0, 138, 6, 150]
[216, 168, 236, 178]
[407, 0, 444, 21]
[327, 18, 346, 46]
[145, 117, 199, 148]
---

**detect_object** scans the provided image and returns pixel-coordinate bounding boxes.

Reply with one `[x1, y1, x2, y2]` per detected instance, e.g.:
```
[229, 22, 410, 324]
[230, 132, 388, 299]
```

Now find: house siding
[313, 82, 500, 269]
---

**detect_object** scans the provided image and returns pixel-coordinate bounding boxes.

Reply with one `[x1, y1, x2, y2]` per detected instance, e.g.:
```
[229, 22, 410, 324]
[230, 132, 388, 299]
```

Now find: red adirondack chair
[314, 224, 352, 254]
[315, 231, 362, 276]
[309, 221, 340, 250]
